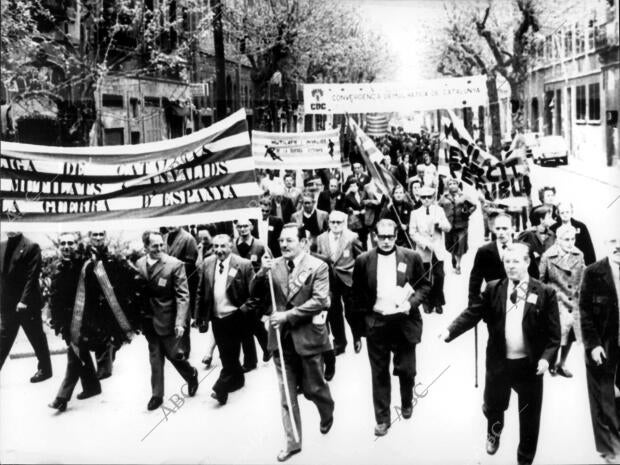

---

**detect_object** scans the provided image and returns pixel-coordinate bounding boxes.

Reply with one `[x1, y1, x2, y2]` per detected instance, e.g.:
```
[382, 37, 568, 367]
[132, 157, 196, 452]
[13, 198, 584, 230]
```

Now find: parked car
[521, 132, 542, 159]
[532, 135, 569, 165]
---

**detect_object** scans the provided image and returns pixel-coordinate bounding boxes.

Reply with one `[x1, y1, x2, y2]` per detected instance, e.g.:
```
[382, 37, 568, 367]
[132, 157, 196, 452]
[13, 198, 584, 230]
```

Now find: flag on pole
[364, 113, 390, 138]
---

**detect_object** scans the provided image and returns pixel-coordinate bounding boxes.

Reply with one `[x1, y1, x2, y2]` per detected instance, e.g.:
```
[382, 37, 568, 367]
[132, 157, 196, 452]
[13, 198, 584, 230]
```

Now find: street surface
[1, 162, 618, 464]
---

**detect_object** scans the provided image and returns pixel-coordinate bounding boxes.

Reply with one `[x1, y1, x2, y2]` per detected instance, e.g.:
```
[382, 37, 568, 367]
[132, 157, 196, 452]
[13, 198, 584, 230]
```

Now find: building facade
[524, 0, 619, 166]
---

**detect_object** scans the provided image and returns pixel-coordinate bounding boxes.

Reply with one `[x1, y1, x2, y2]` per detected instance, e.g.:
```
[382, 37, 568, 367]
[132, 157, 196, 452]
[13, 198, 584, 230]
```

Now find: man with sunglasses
[232, 216, 270, 372]
[49, 232, 101, 412]
[409, 186, 452, 314]
[352, 219, 430, 436]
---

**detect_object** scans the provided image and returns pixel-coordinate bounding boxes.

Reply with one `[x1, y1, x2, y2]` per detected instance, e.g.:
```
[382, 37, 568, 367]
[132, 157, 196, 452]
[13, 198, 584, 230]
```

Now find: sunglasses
[420, 195, 433, 199]
[329, 220, 344, 224]
[377, 234, 396, 240]
[59, 241, 75, 246]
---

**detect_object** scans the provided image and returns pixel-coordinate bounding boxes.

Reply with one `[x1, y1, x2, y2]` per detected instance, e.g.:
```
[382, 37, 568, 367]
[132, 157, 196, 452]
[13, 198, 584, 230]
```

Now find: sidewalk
[562, 156, 620, 189]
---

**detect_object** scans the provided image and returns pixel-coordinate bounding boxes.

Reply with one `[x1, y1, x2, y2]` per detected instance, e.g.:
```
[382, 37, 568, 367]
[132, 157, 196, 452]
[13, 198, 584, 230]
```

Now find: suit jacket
[195, 254, 256, 324]
[291, 209, 329, 235]
[361, 184, 383, 227]
[409, 204, 452, 262]
[165, 229, 198, 265]
[283, 187, 303, 209]
[551, 218, 596, 266]
[517, 229, 555, 279]
[252, 253, 331, 356]
[314, 229, 363, 287]
[580, 258, 620, 367]
[137, 254, 189, 337]
[341, 192, 364, 231]
[317, 190, 345, 214]
[447, 278, 561, 374]
[270, 196, 296, 223]
[352, 247, 431, 345]
[0, 234, 43, 313]
[266, 216, 283, 258]
[232, 237, 268, 272]
[345, 173, 371, 189]
[468, 242, 507, 306]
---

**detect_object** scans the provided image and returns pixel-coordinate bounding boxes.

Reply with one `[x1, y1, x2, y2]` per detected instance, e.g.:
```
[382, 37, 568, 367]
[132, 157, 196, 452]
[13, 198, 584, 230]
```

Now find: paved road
[1, 161, 618, 464]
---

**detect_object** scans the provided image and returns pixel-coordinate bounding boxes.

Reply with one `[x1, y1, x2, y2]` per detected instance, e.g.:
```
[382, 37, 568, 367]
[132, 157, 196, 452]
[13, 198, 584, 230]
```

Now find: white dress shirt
[505, 278, 529, 359]
[213, 255, 237, 318]
[497, 240, 510, 261]
[373, 252, 397, 315]
[258, 218, 269, 243]
[328, 232, 341, 261]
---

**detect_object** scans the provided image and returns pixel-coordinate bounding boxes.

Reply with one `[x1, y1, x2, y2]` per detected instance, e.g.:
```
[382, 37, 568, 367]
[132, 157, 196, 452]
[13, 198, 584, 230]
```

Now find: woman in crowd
[379, 184, 414, 247]
[551, 201, 596, 266]
[539, 224, 585, 377]
[438, 178, 477, 274]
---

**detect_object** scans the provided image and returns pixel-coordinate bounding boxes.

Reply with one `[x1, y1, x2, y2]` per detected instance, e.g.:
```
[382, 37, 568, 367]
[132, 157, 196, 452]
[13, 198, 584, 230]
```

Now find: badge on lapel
[157, 278, 167, 287]
[343, 250, 350, 258]
[228, 268, 238, 278]
[397, 262, 407, 273]
[526, 293, 538, 305]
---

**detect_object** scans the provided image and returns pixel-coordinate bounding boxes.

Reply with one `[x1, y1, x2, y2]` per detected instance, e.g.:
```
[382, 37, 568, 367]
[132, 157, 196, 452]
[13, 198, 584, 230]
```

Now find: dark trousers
[147, 332, 196, 398]
[241, 310, 268, 367]
[211, 311, 244, 395]
[274, 332, 334, 451]
[422, 256, 445, 307]
[57, 345, 100, 400]
[366, 315, 416, 424]
[328, 277, 364, 351]
[0, 308, 51, 372]
[585, 353, 620, 456]
[483, 358, 543, 464]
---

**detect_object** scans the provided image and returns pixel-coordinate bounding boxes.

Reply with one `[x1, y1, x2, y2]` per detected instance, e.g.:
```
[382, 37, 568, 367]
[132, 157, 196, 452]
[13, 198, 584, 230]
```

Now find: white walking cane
[267, 269, 300, 444]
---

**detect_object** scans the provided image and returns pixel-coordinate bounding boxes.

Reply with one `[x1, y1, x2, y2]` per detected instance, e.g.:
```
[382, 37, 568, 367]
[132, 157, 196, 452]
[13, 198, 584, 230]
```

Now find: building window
[564, 26, 573, 57]
[575, 22, 585, 54]
[544, 36, 552, 60]
[587, 18, 596, 51]
[576, 85, 586, 121]
[102, 94, 123, 108]
[130, 98, 140, 118]
[144, 96, 160, 107]
[588, 83, 600, 121]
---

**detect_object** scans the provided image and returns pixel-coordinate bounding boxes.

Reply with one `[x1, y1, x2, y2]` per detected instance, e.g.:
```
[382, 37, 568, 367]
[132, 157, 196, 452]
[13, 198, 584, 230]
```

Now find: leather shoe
[147, 396, 163, 411]
[374, 422, 390, 436]
[276, 448, 301, 462]
[202, 356, 212, 368]
[423, 304, 432, 314]
[263, 351, 272, 363]
[76, 387, 102, 400]
[324, 357, 335, 382]
[435, 306, 443, 314]
[48, 397, 67, 412]
[601, 453, 618, 464]
[401, 405, 413, 419]
[354, 339, 362, 354]
[30, 369, 52, 383]
[211, 390, 228, 405]
[242, 364, 257, 373]
[320, 416, 333, 434]
[187, 368, 199, 397]
[96, 372, 111, 380]
[555, 365, 573, 378]
[334, 345, 346, 356]
[486, 434, 500, 455]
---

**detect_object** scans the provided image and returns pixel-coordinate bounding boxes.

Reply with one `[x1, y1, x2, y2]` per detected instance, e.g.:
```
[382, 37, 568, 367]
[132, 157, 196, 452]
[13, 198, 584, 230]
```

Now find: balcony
[595, 19, 620, 50]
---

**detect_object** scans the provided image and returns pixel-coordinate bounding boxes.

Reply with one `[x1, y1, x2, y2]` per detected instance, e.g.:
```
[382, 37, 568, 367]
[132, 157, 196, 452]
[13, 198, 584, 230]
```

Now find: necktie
[426, 207, 430, 215]
[509, 281, 519, 304]
[218, 261, 224, 274]
[287, 259, 295, 274]
[147, 262, 155, 279]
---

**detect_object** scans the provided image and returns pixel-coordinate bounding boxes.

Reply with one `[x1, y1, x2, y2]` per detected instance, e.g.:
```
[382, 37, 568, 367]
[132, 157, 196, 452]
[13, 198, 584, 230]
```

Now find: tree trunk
[478, 105, 485, 146]
[212, 0, 226, 121]
[486, 75, 502, 156]
[509, 79, 525, 135]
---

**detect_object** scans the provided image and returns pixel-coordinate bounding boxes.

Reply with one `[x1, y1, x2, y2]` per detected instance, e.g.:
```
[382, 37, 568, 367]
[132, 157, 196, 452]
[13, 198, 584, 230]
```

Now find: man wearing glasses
[409, 186, 452, 314]
[232, 216, 270, 372]
[352, 219, 430, 436]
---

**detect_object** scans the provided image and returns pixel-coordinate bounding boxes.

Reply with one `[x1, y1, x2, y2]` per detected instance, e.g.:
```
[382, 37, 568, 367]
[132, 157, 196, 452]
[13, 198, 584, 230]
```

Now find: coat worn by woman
[539, 244, 585, 344]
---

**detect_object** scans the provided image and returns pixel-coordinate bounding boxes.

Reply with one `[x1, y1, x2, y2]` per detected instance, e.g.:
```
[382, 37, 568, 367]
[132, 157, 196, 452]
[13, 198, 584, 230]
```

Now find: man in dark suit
[317, 178, 345, 214]
[345, 162, 371, 189]
[164, 225, 199, 314]
[441, 243, 561, 465]
[0, 231, 52, 382]
[314, 210, 364, 356]
[48, 232, 101, 412]
[580, 233, 620, 464]
[468, 212, 513, 306]
[352, 219, 431, 437]
[291, 192, 329, 246]
[517, 205, 556, 279]
[259, 196, 283, 258]
[269, 190, 296, 224]
[252, 223, 334, 462]
[195, 234, 256, 405]
[232, 216, 270, 372]
[553, 201, 596, 266]
[137, 231, 198, 411]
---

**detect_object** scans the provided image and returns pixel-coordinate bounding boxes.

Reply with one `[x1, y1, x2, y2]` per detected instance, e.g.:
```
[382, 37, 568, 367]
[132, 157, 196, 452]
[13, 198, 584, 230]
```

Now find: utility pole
[212, 0, 227, 121]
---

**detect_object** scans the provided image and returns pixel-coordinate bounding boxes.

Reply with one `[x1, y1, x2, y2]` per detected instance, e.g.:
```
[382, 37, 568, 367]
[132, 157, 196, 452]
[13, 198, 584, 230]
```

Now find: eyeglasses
[303, 201, 314, 205]
[329, 220, 344, 224]
[236, 224, 251, 228]
[59, 241, 75, 246]
[420, 195, 433, 199]
[91, 232, 105, 237]
[377, 234, 396, 240]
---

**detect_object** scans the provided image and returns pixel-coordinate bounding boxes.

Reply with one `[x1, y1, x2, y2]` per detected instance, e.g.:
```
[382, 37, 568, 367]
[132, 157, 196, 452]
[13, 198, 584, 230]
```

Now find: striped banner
[0, 109, 262, 232]
[364, 113, 390, 138]
[251, 128, 342, 169]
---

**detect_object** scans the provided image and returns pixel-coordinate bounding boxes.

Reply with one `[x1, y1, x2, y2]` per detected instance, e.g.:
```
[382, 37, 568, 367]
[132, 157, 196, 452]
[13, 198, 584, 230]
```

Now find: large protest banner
[439, 109, 531, 209]
[303, 75, 487, 114]
[251, 127, 342, 169]
[0, 109, 262, 232]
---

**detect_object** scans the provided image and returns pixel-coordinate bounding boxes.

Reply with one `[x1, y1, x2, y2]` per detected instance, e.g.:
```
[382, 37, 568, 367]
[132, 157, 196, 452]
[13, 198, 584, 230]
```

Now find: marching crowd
[1, 139, 620, 464]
